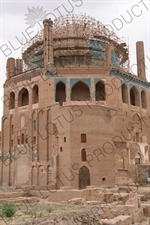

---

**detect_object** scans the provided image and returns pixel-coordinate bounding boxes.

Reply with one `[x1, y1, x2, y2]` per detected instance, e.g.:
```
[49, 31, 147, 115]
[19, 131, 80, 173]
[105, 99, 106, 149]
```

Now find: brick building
[0, 14, 150, 189]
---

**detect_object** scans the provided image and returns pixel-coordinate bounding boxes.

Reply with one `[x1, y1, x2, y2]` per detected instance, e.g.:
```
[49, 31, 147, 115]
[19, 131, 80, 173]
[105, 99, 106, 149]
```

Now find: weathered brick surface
[0, 15, 150, 190]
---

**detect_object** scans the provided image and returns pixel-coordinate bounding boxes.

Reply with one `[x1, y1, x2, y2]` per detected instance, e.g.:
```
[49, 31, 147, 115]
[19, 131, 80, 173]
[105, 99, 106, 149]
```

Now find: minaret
[6, 57, 15, 79]
[136, 41, 146, 80]
[16, 58, 23, 74]
[43, 19, 54, 68]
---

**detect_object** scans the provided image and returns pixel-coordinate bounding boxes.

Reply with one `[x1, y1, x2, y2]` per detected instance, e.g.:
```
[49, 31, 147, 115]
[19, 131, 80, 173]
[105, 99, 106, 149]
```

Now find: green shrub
[46, 207, 53, 213]
[25, 209, 37, 217]
[1, 202, 17, 218]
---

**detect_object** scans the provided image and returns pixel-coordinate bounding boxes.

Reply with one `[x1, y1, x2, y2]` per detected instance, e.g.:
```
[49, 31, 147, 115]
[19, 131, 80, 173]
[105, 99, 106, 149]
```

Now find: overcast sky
[0, 0, 149, 128]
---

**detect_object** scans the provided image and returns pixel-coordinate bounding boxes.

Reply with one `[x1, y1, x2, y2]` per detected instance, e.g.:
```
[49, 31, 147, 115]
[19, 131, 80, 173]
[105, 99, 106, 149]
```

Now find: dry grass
[0, 201, 87, 225]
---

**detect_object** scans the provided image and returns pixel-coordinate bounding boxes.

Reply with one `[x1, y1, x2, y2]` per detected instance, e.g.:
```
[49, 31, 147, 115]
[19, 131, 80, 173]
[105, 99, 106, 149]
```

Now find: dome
[22, 14, 129, 72]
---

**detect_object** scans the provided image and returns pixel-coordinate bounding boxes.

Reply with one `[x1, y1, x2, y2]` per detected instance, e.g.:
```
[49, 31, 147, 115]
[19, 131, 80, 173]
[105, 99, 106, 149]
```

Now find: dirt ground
[0, 186, 150, 225]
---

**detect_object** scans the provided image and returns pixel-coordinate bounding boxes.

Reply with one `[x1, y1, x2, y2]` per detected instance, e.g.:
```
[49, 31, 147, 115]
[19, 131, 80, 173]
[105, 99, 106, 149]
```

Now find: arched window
[121, 84, 128, 103]
[95, 81, 105, 101]
[81, 149, 86, 161]
[136, 133, 139, 142]
[17, 137, 20, 145]
[39, 166, 44, 172]
[11, 139, 13, 147]
[33, 136, 36, 145]
[21, 133, 24, 144]
[135, 154, 141, 164]
[141, 90, 147, 109]
[147, 171, 150, 181]
[32, 85, 39, 104]
[56, 82, 66, 106]
[11, 125, 14, 134]
[9, 92, 15, 109]
[71, 81, 90, 101]
[130, 87, 140, 107]
[18, 88, 29, 107]
[81, 133, 86, 143]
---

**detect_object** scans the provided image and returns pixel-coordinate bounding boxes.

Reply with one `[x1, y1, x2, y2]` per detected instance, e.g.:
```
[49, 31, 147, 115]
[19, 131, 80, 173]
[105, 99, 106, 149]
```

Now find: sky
[0, 0, 149, 129]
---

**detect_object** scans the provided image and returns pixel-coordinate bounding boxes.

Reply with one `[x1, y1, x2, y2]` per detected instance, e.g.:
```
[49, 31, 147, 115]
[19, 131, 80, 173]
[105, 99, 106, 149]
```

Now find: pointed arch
[81, 149, 86, 161]
[121, 84, 128, 103]
[9, 92, 15, 109]
[71, 81, 90, 101]
[2, 117, 9, 153]
[132, 113, 142, 127]
[38, 165, 46, 186]
[95, 81, 105, 101]
[130, 86, 140, 106]
[141, 90, 147, 109]
[132, 113, 142, 136]
[32, 85, 39, 104]
[31, 166, 37, 186]
[56, 81, 66, 106]
[79, 166, 90, 189]
[18, 88, 29, 107]
[47, 165, 52, 186]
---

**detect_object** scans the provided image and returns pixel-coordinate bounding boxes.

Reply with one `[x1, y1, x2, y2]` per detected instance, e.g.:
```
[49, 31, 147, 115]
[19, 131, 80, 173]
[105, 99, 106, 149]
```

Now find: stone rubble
[1, 186, 150, 225]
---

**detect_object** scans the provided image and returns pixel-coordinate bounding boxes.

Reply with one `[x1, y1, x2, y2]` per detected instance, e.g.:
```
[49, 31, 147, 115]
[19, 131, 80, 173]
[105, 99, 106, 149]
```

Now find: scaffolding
[22, 13, 129, 72]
